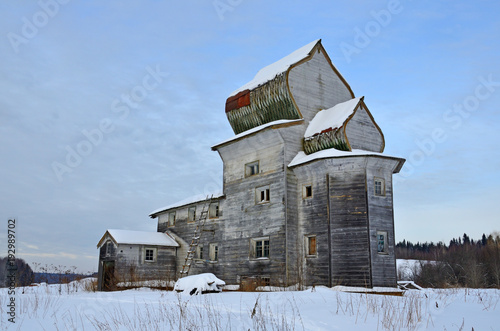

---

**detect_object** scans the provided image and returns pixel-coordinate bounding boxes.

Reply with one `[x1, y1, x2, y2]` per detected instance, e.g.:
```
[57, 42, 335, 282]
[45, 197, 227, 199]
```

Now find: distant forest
[396, 233, 500, 288]
[0, 257, 33, 287]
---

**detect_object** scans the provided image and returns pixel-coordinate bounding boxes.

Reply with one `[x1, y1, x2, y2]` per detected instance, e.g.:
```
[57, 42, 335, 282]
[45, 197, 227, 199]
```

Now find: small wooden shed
[97, 229, 179, 291]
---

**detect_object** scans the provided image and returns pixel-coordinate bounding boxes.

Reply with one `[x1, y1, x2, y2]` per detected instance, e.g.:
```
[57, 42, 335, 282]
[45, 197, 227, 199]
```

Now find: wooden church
[97, 39, 405, 291]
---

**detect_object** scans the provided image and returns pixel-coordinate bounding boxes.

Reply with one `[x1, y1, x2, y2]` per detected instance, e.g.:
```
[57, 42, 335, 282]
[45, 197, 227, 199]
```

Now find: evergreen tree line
[396, 233, 500, 288]
[0, 257, 34, 287]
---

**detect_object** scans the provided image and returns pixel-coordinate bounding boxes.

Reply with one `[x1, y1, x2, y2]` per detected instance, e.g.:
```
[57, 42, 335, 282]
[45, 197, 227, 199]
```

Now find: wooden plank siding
[366, 158, 401, 287]
[329, 170, 371, 287]
[288, 47, 353, 124]
[344, 105, 384, 152]
[216, 129, 288, 285]
[291, 155, 404, 288]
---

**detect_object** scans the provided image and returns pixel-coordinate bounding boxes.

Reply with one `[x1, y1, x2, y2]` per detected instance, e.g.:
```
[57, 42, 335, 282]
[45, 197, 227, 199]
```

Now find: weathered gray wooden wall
[288, 47, 354, 123]
[291, 155, 403, 288]
[366, 157, 401, 287]
[113, 244, 177, 283]
[216, 128, 288, 286]
[345, 106, 384, 152]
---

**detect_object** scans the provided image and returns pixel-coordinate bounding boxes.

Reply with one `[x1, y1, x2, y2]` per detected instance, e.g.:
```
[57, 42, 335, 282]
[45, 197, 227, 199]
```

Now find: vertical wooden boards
[291, 155, 404, 288]
[217, 129, 287, 285]
[288, 48, 353, 124]
[344, 106, 384, 152]
[365, 158, 401, 287]
[329, 169, 372, 287]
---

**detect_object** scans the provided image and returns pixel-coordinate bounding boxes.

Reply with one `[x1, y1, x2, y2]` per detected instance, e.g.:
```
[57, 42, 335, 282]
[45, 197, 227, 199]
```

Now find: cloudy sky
[1, 1, 499, 273]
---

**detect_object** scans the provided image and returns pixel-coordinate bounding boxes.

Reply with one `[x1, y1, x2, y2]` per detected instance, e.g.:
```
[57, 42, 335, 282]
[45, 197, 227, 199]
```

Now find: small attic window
[209, 202, 220, 218]
[168, 212, 176, 227]
[245, 161, 259, 177]
[303, 184, 312, 199]
[105, 241, 114, 256]
[188, 206, 196, 223]
[374, 177, 385, 196]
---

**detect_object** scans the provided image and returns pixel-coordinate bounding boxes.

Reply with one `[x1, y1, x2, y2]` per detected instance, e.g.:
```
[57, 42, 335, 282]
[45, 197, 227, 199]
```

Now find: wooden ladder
[179, 195, 214, 278]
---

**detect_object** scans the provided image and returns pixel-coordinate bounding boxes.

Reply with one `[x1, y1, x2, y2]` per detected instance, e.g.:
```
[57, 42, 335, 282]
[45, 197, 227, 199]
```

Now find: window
[209, 202, 219, 218]
[209, 243, 218, 262]
[374, 177, 385, 196]
[260, 276, 271, 287]
[105, 241, 114, 256]
[377, 231, 388, 254]
[303, 184, 313, 199]
[251, 237, 270, 259]
[168, 212, 176, 226]
[245, 161, 259, 177]
[256, 186, 270, 204]
[196, 246, 204, 260]
[305, 235, 317, 256]
[144, 247, 157, 262]
[188, 206, 196, 223]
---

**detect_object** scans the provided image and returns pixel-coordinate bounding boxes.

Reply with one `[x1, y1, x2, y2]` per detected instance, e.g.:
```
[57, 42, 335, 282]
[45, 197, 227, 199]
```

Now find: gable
[344, 103, 384, 152]
[287, 43, 354, 123]
[303, 97, 384, 154]
[224, 40, 354, 135]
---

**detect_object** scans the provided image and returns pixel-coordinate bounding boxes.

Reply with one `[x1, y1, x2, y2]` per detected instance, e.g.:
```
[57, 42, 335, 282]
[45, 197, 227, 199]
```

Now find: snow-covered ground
[1, 279, 499, 330]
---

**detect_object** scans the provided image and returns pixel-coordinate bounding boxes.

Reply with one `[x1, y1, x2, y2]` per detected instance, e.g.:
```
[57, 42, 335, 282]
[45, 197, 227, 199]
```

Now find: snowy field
[1, 279, 499, 330]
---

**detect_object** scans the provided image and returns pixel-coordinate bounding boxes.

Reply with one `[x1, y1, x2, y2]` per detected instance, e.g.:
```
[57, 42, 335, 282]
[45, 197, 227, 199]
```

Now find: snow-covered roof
[99, 229, 179, 247]
[230, 39, 320, 97]
[211, 119, 303, 150]
[149, 191, 224, 218]
[289, 149, 404, 168]
[304, 97, 362, 137]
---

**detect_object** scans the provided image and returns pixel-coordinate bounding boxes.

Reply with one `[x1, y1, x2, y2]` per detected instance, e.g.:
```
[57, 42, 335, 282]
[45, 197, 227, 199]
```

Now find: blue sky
[1, 0, 499, 272]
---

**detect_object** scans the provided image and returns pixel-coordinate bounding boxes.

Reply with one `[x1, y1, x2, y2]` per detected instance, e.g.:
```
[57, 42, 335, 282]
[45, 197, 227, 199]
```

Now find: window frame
[260, 276, 271, 287]
[302, 184, 313, 199]
[374, 177, 386, 196]
[250, 237, 270, 259]
[105, 240, 114, 256]
[168, 212, 176, 227]
[144, 247, 157, 263]
[377, 231, 389, 255]
[209, 243, 218, 262]
[245, 161, 260, 177]
[305, 235, 317, 257]
[196, 245, 204, 261]
[255, 185, 270, 204]
[209, 202, 219, 219]
[188, 206, 196, 223]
